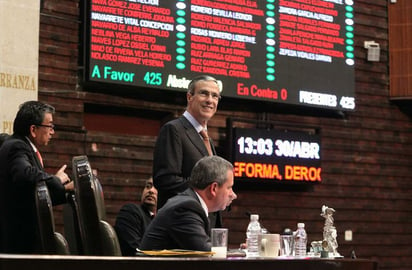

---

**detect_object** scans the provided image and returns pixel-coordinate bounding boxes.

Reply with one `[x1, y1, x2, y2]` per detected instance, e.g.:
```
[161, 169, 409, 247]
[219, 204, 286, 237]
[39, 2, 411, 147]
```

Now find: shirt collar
[26, 136, 38, 153]
[183, 111, 206, 133]
[142, 204, 155, 217]
[194, 190, 209, 217]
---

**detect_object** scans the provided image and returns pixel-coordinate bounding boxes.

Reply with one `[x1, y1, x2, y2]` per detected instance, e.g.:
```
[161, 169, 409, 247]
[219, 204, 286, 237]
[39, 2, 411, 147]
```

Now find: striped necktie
[199, 129, 213, 156]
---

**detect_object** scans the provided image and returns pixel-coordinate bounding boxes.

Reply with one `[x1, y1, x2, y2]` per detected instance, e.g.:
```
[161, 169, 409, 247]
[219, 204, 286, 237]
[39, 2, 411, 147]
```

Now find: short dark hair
[189, 156, 233, 190]
[13, 101, 55, 136]
[187, 75, 220, 95]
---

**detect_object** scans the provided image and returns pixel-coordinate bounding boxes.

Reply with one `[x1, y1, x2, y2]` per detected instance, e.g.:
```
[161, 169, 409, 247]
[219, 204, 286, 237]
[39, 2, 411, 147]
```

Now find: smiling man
[0, 100, 73, 254]
[152, 75, 223, 227]
[114, 177, 158, 256]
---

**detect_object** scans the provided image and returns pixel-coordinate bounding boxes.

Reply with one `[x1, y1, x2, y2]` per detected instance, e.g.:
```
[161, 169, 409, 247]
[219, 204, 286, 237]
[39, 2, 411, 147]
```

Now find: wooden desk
[0, 254, 377, 270]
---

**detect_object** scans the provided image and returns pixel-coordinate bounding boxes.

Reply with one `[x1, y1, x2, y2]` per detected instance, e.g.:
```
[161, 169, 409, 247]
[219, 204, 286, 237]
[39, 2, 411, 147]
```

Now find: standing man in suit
[140, 156, 237, 251]
[0, 100, 73, 254]
[153, 74, 221, 205]
[114, 177, 158, 256]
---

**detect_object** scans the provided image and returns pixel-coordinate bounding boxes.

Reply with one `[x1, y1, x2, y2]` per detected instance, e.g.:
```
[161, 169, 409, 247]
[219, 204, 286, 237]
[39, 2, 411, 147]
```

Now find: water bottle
[246, 214, 261, 257]
[294, 223, 307, 257]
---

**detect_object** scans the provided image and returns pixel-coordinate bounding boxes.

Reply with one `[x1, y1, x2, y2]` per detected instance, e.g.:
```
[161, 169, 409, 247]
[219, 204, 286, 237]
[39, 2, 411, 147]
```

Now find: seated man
[140, 156, 237, 251]
[114, 177, 158, 256]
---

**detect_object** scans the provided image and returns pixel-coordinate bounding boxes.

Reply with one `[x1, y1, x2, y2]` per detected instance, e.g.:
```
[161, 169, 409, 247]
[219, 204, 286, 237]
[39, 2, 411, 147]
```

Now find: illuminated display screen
[85, 0, 355, 111]
[231, 127, 321, 183]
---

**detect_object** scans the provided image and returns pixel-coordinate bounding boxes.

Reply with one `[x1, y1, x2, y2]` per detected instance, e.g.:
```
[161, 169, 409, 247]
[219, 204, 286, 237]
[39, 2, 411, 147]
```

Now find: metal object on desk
[321, 205, 341, 258]
[280, 228, 294, 256]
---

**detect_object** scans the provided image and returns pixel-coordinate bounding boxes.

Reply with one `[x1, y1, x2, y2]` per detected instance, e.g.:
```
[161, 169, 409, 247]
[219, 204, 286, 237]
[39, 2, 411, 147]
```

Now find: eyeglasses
[36, 124, 55, 130]
[194, 90, 221, 101]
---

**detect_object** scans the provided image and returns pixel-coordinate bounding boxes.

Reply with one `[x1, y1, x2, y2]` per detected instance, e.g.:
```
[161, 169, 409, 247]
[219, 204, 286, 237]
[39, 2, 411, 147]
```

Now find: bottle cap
[282, 228, 293, 235]
[250, 214, 259, 221]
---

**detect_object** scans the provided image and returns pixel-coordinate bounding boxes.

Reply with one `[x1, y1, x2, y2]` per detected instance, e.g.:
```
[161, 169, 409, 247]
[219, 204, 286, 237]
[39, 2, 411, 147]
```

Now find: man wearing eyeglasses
[152, 75, 224, 228]
[0, 100, 74, 254]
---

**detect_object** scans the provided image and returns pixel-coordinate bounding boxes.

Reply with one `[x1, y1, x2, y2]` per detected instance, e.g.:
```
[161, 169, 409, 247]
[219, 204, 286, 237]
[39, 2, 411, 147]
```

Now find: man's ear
[209, 182, 218, 197]
[29, 125, 37, 138]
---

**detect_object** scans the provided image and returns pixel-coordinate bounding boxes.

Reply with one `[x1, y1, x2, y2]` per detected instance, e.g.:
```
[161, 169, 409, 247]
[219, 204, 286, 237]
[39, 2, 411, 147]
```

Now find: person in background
[0, 100, 73, 254]
[114, 177, 158, 256]
[152, 75, 222, 227]
[140, 156, 237, 251]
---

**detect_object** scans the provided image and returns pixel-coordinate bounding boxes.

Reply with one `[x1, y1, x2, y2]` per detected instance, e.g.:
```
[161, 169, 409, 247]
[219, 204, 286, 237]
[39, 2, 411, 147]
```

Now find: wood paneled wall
[37, 1, 411, 269]
[389, 0, 412, 99]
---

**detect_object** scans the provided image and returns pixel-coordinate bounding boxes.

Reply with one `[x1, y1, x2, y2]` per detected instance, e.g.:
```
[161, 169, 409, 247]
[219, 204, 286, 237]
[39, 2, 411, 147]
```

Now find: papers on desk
[136, 249, 214, 257]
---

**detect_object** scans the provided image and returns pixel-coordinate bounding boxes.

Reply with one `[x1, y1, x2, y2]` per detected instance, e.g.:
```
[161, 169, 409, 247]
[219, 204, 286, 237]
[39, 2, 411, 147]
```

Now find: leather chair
[63, 192, 82, 254]
[35, 181, 70, 254]
[66, 155, 121, 256]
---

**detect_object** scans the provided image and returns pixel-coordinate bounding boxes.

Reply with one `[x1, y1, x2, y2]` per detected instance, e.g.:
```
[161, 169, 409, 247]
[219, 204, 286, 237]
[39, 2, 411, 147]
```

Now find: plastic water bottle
[246, 214, 261, 257]
[294, 223, 307, 257]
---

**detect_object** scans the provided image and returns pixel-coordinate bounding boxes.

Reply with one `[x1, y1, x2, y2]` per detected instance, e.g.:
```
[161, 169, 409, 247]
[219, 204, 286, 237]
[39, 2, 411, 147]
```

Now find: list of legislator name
[88, 0, 355, 111]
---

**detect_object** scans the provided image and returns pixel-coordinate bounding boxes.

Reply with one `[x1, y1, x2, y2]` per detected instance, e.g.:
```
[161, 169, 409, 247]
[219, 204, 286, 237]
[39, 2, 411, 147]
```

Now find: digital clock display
[231, 127, 321, 183]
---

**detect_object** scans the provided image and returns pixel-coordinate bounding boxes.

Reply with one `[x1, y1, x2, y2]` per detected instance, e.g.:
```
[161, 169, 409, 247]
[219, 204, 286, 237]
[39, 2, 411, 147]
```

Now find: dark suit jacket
[153, 116, 216, 209]
[0, 135, 67, 254]
[114, 203, 153, 256]
[140, 188, 211, 251]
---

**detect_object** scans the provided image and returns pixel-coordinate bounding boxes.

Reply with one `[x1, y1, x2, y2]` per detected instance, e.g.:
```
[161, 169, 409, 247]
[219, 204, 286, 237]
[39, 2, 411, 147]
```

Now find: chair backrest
[63, 192, 82, 254]
[35, 181, 70, 255]
[69, 155, 121, 256]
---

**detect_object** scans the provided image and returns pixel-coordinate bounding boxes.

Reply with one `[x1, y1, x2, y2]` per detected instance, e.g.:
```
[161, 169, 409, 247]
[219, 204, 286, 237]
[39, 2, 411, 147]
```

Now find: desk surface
[0, 254, 378, 270]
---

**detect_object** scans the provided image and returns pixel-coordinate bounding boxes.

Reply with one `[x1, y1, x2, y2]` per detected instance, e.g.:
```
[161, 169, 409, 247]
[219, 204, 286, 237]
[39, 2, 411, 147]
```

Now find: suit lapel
[185, 188, 211, 233]
[179, 117, 210, 156]
[209, 137, 216, 155]
[32, 149, 43, 169]
[20, 137, 43, 169]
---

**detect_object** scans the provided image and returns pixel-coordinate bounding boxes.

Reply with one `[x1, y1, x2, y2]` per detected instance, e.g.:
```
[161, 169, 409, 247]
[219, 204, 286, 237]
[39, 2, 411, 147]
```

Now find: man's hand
[56, 164, 74, 190]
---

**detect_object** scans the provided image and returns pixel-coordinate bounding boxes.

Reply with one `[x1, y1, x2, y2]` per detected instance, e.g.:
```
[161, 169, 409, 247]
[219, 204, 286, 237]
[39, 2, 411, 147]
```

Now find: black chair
[63, 191, 82, 254]
[35, 181, 70, 254]
[65, 155, 121, 256]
